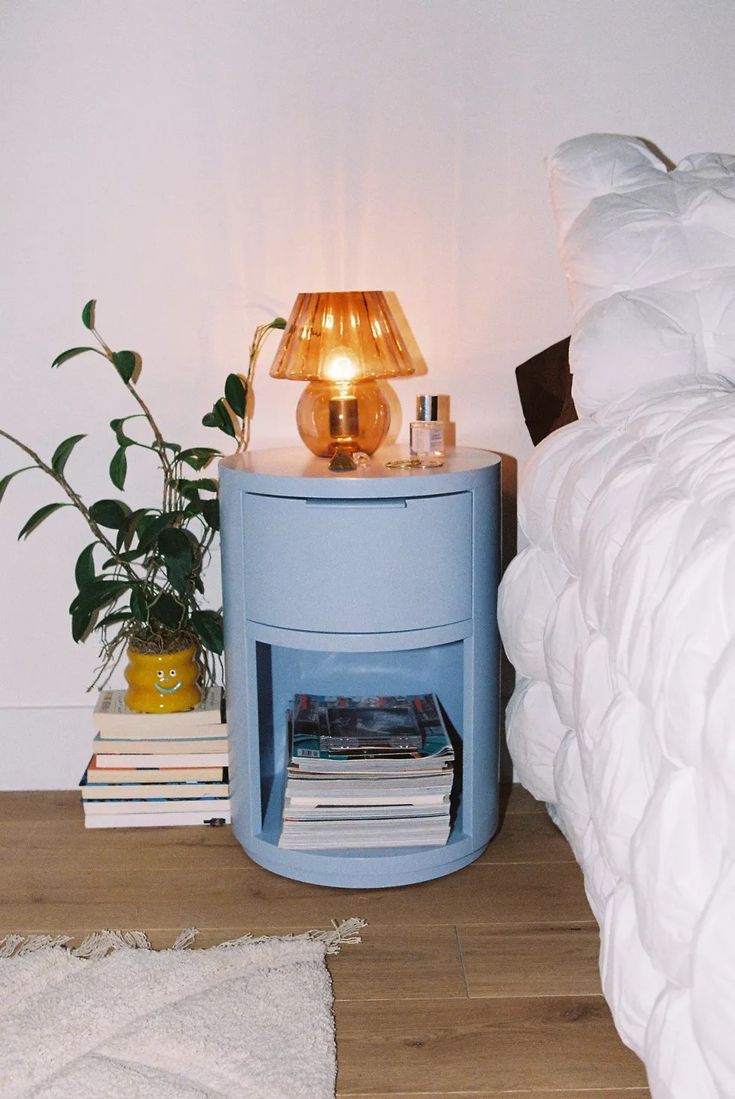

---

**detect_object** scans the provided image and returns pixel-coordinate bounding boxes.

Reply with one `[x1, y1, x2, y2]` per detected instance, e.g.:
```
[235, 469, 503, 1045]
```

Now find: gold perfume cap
[416, 394, 450, 422]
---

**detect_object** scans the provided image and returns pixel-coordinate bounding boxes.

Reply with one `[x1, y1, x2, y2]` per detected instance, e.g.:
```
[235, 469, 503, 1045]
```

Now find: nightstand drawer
[241, 490, 472, 633]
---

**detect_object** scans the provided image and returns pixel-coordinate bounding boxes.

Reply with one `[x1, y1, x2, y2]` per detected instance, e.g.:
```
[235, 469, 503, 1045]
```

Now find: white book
[84, 809, 231, 829]
[81, 780, 229, 800]
[94, 687, 226, 737]
[94, 750, 229, 768]
[92, 733, 229, 757]
[83, 797, 231, 815]
[88, 761, 226, 783]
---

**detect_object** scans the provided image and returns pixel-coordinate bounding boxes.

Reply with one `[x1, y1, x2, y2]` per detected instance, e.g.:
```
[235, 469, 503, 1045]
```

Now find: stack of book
[278, 692, 455, 849]
[79, 686, 230, 829]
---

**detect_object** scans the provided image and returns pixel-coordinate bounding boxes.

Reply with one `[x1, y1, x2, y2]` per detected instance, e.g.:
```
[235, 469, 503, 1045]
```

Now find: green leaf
[82, 300, 96, 330]
[51, 434, 86, 476]
[271, 317, 287, 329]
[89, 498, 131, 530]
[191, 609, 224, 654]
[74, 543, 97, 590]
[201, 499, 220, 531]
[177, 447, 220, 471]
[51, 346, 102, 368]
[202, 399, 236, 438]
[118, 507, 154, 550]
[0, 467, 34, 505]
[101, 546, 147, 568]
[158, 527, 194, 594]
[69, 579, 130, 643]
[69, 578, 130, 615]
[130, 586, 148, 623]
[182, 499, 203, 519]
[109, 447, 128, 491]
[173, 476, 218, 502]
[163, 441, 181, 454]
[149, 592, 182, 628]
[224, 374, 247, 418]
[95, 610, 131, 631]
[71, 605, 96, 644]
[18, 502, 69, 540]
[136, 511, 181, 549]
[110, 415, 144, 447]
[111, 350, 139, 385]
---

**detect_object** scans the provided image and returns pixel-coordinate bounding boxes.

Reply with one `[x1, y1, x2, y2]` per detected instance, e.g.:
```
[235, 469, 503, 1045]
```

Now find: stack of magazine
[278, 692, 455, 849]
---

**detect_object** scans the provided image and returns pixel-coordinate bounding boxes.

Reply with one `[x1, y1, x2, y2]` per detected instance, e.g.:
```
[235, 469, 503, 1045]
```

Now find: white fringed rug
[0, 920, 365, 1099]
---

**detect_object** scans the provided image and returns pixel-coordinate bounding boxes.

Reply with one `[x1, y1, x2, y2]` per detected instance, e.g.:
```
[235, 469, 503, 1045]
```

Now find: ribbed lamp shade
[270, 291, 420, 461]
[270, 291, 418, 382]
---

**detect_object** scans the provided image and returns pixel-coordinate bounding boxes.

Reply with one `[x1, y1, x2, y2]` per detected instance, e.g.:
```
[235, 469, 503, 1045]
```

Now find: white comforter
[498, 135, 735, 1098]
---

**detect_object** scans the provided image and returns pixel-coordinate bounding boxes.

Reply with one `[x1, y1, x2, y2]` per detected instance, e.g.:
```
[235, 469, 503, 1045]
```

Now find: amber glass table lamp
[270, 291, 419, 468]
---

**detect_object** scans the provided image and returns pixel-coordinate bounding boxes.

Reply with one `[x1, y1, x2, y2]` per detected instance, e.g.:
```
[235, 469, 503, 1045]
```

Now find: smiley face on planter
[124, 646, 201, 713]
[156, 665, 185, 696]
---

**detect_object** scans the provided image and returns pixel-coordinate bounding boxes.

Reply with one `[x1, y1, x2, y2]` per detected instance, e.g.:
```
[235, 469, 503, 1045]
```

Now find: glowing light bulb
[322, 347, 360, 382]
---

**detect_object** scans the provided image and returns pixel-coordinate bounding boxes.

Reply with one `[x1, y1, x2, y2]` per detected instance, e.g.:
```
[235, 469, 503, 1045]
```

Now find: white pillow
[547, 134, 735, 415]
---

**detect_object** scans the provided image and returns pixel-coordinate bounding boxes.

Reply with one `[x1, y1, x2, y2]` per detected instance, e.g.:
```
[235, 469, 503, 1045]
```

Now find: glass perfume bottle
[410, 394, 446, 459]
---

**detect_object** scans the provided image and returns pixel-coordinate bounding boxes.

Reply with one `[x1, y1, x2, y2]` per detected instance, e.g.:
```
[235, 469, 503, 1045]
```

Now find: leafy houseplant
[0, 301, 285, 705]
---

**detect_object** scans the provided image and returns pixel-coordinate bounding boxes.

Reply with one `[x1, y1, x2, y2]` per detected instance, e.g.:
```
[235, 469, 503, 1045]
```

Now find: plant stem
[90, 324, 174, 510]
[237, 321, 279, 453]
[0, 427, 140, 584]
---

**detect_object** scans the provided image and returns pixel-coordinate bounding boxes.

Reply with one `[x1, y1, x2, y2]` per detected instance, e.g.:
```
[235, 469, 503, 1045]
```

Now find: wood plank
[0, 810, 572, 870]
[340, 1091, 650, 1098]
[0, 819, 249, 870]
[0, 790, 80, 821]
[334, 997, 648, 1095]
[500, 783, 546, 815]
[327, 925, 467, 1002]
[0, 861, 594, 932]
[459, 925, 602, 998]
[478, 810, 573, 864]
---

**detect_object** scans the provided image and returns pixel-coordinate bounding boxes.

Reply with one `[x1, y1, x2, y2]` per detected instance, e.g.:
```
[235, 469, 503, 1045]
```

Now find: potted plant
[0, 301, 285, 712]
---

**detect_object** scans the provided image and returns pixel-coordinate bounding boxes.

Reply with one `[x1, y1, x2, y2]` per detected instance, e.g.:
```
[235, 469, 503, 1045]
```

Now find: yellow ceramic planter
[124, 645, 202, 713]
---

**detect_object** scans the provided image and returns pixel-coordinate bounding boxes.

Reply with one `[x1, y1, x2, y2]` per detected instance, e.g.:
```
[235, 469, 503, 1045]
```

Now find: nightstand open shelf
[219, 445, 501, 888]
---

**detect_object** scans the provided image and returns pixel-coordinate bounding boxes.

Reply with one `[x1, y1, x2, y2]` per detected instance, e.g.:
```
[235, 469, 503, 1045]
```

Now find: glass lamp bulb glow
[322, 347, 360, 382]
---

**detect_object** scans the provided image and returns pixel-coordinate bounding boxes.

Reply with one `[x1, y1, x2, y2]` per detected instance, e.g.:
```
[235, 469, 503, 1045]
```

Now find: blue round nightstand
[219, 445, 501, 887]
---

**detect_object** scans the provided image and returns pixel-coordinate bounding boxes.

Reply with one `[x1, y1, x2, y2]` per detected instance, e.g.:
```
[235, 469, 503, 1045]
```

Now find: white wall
[3, 0, 735, 787]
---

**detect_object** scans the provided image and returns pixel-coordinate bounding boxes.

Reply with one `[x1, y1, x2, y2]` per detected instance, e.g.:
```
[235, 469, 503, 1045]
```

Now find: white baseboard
[1, 706, 91, 790]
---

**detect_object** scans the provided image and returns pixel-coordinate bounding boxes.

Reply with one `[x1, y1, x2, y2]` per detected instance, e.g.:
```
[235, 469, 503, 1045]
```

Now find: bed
[498, 133, 735, 1099]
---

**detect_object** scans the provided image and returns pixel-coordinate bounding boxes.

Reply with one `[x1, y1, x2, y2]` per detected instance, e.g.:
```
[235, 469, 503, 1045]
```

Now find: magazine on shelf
[289, 692, 454, 771]
[278, 690, 456, 851]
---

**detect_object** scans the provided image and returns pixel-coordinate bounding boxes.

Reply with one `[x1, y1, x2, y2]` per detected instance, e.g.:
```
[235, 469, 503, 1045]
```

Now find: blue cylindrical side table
[219, 445, 501, 888]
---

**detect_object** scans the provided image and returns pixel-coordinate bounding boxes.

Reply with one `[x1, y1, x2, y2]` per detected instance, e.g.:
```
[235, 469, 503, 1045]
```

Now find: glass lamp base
[296, 379, 390, 457]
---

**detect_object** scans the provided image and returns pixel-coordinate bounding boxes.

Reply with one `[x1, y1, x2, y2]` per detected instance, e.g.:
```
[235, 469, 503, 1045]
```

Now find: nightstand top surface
[220, 444, 500, 482]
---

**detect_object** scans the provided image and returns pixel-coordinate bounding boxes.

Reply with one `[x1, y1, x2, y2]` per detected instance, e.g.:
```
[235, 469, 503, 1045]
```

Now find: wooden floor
[0, 785, 650, 1098]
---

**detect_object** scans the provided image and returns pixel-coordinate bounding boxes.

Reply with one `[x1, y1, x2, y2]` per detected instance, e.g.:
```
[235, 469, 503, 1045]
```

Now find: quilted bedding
[498, 135, 735, 1098]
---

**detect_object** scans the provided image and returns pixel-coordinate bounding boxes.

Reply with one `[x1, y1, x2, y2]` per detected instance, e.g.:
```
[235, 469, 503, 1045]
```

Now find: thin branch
[0, 427, 139, 584]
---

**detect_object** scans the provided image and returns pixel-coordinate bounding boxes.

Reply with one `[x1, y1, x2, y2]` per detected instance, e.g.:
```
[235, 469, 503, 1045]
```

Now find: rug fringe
[0, 919, 366, 959]
[218, 916, 368, 956]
